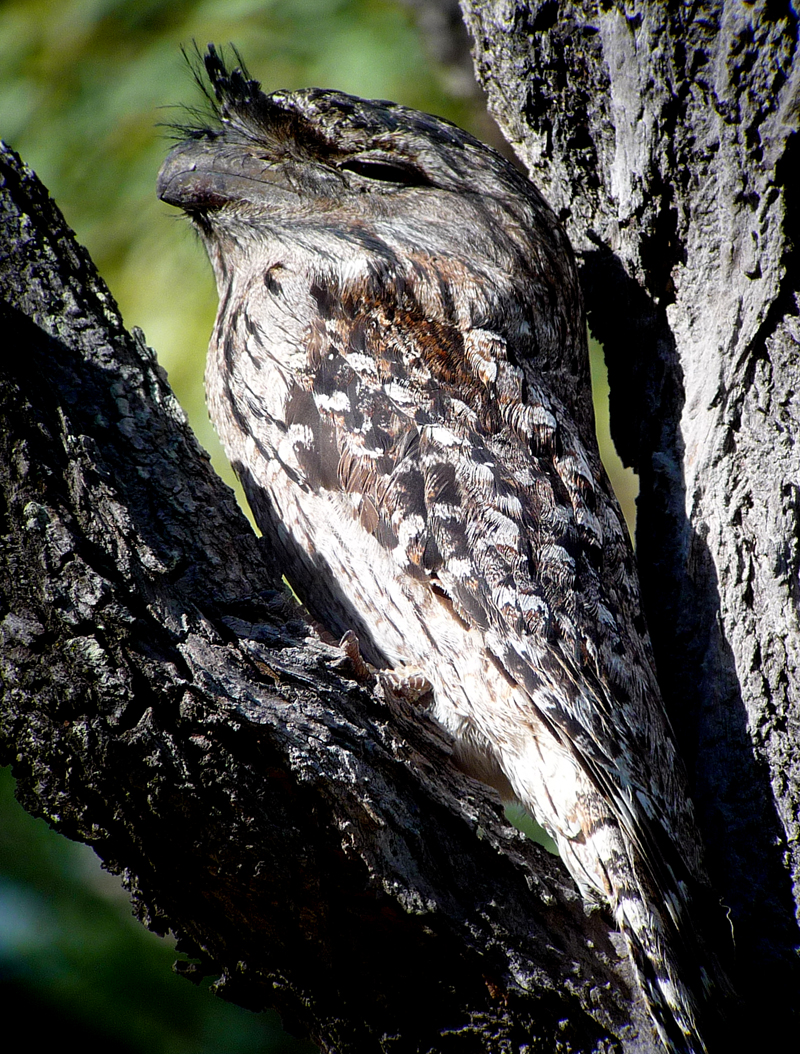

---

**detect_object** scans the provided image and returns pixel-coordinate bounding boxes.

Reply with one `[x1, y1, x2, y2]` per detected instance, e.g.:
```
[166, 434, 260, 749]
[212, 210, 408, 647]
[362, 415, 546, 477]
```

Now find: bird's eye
[338, 158, 430, 187]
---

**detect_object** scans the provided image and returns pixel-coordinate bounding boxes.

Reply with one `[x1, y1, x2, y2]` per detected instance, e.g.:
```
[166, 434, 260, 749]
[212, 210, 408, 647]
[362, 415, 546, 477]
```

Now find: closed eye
[338, 158, 431, 187]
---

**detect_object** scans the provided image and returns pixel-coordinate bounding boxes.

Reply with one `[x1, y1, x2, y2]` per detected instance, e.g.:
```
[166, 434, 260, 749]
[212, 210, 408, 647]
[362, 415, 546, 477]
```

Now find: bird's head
[158, 45, 589, 411]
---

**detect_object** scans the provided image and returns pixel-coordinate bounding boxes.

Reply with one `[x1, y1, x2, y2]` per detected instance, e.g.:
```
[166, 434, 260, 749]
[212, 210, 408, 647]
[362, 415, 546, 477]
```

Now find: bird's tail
[614, 865, 734, 1054]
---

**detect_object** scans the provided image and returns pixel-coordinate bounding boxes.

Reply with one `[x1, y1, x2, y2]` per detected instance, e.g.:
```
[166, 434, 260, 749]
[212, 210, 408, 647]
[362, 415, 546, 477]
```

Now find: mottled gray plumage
[159, 45, 726, 1052]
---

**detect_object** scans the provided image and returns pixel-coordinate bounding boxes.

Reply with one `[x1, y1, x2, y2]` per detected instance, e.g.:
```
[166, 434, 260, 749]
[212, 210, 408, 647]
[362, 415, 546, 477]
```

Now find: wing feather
[300, 307, 703, 899]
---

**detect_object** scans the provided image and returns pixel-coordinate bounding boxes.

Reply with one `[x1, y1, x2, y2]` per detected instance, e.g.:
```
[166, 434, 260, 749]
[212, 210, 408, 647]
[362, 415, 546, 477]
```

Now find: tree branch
[0, 143, 653, 1050]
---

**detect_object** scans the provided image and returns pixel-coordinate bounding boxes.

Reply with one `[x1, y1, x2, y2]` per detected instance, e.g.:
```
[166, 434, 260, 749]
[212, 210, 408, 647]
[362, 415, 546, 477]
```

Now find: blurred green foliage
[0, 767, 317, 1052]
[1, 1, 636, 1047]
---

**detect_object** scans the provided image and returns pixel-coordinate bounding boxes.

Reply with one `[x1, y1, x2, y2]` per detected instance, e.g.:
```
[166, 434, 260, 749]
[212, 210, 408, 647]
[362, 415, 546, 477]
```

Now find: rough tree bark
[460, 0, 800, 1041]
[0, 1, 797, 1051]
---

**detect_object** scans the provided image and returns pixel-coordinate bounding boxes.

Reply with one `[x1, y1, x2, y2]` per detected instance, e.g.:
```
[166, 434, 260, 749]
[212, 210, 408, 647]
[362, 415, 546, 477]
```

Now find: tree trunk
[460, 0, 800, 1041]
[1, 0, 798, 1049]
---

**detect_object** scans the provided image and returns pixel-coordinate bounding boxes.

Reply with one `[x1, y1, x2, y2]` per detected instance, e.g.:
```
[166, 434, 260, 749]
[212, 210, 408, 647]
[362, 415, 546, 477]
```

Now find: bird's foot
[379, 667, 433, 706]
[338, 629, 374, 682]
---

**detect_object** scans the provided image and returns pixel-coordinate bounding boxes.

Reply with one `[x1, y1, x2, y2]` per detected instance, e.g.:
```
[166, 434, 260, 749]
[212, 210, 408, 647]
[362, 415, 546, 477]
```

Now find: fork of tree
[1, 4, 797, 1051]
